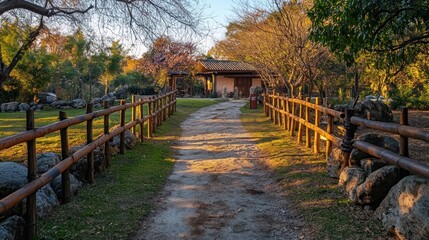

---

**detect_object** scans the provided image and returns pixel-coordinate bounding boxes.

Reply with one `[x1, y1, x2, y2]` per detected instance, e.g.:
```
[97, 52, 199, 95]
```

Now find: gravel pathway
[134, 100, 303, 240]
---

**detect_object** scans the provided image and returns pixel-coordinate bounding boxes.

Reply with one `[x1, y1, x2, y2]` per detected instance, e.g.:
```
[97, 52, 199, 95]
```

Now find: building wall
[216, 76, 234, 95]
[214, 76, 263, 96]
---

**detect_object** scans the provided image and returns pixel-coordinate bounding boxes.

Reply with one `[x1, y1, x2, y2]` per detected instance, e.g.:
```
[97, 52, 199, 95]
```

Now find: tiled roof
[199, 59, 257, 71]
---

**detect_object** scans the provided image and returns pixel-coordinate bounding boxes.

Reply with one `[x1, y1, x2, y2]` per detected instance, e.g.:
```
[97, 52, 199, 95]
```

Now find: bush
[127, 85, 156, 95]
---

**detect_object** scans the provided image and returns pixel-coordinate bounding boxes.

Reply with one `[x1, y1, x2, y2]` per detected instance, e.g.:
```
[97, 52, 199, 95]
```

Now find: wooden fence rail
[264, 93, 344, 159]
[263, 92, 429, 179]
[0, 90, 177, 239]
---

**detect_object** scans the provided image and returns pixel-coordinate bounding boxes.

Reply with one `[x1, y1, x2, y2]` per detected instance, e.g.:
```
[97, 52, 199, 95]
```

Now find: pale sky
[200, 0, 238, 53]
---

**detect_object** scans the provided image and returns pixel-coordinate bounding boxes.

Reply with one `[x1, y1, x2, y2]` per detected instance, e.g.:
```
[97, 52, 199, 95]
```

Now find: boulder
[338, 167, 366, 202]
[113, 85, 128, 99]
[349, 134, 399, 166]
[333, 100, 394, 122]
[90, 97, 103, 105]
[36, 184, 58, 218]
[50, 174, 82, 201]
[361, 158, 388, 175]
[111, 126, 137, 150]
[327, 147, 348, 178]
[71, 99, 86, 109]
[377, 175, 429, 240]
[18, 103, 30, 112]
[0, 216, 25, 240]
[356, 165, 402, 206]
[0, 162, 58, 218]
[1, 102, 19, 112]
[34, 92, 57, 104]
[51, 100, 68, 109]
[37, 152, 60, 174]
[69, 145, 107, 181]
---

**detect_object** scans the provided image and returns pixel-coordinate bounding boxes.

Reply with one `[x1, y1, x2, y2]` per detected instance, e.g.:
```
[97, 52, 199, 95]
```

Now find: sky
[199, 0, 239, 53]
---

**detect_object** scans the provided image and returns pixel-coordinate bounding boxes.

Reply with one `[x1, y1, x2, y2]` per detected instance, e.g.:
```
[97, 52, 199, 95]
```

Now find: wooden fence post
[59, 111, 71, 203]
[270, 95, 274, 122]
[86, 104, 94, 184]
[277, 94, 281, 126]
[314, 97, 321, 153]
[400, 107, 409, 157]
[297, 100, 303, 143]
[147, 97, 152, 138]
[326, 114, 334, 161]
[139, 99, 144, 142]
[132, 95, 136, 136]
[103, 101, 111, 169]
[120, 100, 126, 154]
[173, 90, 177, 112]
[26, 110, 37, 240]
[290, 101, 295, 136]
[305, 97, 311, 148]
[341, 109, 357, 169]
[283, 98, 287, 130]
[167, 94, 171, 118]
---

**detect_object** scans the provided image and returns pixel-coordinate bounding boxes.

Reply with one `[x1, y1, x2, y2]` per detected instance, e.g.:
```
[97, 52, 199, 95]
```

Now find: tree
[140, 36, 197, 87]
[100, 41, 125, 95]
[0, 0, 206, 86]
[308, 0, 429, 65]
[211, 0, 335, 97]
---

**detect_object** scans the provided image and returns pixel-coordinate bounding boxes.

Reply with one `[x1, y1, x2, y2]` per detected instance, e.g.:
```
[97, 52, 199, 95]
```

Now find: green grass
[240, 104, 389, 240]
[37, 98, 219, 240]
[0, 102, 149, 162]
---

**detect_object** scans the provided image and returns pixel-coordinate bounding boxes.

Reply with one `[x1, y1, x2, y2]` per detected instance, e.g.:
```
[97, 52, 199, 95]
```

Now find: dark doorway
[234, 78, 252, 97]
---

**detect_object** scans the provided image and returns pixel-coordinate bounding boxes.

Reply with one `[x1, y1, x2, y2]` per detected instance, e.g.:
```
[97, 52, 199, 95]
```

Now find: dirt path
[135, 100, 303, 239]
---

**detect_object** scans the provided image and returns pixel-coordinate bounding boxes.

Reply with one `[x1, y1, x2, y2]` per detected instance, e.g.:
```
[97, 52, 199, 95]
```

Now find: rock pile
[333, 133, 429, 239]
[0, 126, 137, 239]
[334, 100, 394, 122]
[0, 85, 130, 112]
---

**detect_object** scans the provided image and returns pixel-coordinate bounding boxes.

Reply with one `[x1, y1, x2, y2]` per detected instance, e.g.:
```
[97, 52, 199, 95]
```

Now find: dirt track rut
[135, 100, 303, 239]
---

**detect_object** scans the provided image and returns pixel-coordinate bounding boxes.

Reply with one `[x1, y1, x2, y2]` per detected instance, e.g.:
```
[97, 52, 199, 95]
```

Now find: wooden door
[234, 78, 252, 97]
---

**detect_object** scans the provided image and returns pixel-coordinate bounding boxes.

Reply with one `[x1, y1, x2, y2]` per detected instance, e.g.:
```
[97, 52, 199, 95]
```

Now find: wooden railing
[263, 93, 344, 158]
[263, 92, 429, 179]
[0, 90, 177, 239]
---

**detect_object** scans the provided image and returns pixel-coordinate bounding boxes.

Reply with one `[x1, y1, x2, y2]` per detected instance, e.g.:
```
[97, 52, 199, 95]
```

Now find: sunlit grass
[37, 98, 219, 239]
[240, 104, 387, 239]
[0, 105, 145, 162]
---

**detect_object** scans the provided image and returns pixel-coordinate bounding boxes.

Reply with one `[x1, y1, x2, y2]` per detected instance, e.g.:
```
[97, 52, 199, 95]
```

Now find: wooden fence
[263, 93, 344, 160]
[264, 92, 429, 178]
[0, 90, 177, 239]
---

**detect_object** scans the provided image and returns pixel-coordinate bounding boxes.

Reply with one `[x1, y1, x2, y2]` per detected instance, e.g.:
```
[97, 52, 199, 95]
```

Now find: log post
[59, 111, 71, 203]
[314, 97, 321, 153]
[277, 94, 282, 126]
[103, 101, 111, 169]
[132, 95, 136, 136]
[86, 104, 94, 184]
[283, 98, 287, 130]
[297, 100, 303, 143]
[147, 97, 152, 138]
[167, 94, 171, 118]
[139, 99, 144, 142]
[341, 109, 358, 169]
[326, 114, 334, 161]
[400, 107, 409, 157]
[119, 100, 126, 154]
[291, 101, 297, 136]
[270, 94, 274, 122]
[273, 95, 278, 125]
[305, 97, 311, 148]
[25, 110, 37, 240]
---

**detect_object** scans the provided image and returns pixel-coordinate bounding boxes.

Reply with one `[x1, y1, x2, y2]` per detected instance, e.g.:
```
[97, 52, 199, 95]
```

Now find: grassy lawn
[0, 102, 146, 162]
[240, 105, 390, 240]
[36, 98, 219, 240]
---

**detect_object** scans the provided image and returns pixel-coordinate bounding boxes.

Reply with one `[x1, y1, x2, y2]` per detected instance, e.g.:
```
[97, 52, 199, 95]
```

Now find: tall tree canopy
[0, 0, 206, 86]
[308, 0, 429, 65]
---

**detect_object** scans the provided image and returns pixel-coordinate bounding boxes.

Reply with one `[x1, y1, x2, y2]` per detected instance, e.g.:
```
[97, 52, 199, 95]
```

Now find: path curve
[135, 100, 302, 239]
